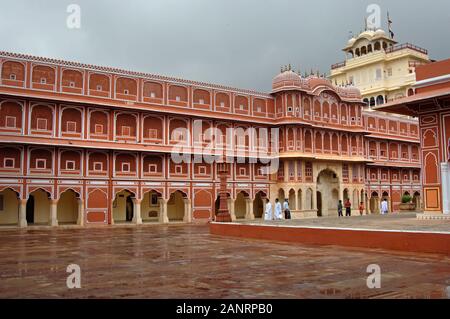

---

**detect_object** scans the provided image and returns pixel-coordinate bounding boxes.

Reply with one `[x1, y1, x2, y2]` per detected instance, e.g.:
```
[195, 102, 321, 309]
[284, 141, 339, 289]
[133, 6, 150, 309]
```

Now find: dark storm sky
[1, 0, 449, 92]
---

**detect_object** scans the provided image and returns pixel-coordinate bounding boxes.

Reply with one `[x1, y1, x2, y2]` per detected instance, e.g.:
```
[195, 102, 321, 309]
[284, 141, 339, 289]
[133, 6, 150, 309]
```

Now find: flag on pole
[388, 11, 394, 39]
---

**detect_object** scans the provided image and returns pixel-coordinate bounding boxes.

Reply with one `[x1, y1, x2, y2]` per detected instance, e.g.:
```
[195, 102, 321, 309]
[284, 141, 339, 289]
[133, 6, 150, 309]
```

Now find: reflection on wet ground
[0, 224, 449, 298]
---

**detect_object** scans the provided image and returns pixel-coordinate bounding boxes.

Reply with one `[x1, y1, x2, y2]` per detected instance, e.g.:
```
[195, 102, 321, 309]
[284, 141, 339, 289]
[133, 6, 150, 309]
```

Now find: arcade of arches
[214, 191, 266, 221]
[0, 187, 192, 227]
[111, 189, 191, 224]
[0, 188, 83, 227]
[271, 164, 366, 218]
[0, 163, 421, 227]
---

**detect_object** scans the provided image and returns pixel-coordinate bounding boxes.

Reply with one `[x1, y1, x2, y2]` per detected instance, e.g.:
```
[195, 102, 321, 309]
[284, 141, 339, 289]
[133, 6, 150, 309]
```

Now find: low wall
[209, 222, 450, 255]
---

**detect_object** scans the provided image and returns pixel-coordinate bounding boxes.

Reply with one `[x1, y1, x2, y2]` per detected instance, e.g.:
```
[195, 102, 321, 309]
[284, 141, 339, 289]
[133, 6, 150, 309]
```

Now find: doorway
[126, 196, 134, 221]
[253, 192, 265, 218]
[370, 192, 380, 214]
[112, 190, 135, 223]
[317, 191, 322, 217]
[316, 169, 339, 216]
[26, 195, 35, 224]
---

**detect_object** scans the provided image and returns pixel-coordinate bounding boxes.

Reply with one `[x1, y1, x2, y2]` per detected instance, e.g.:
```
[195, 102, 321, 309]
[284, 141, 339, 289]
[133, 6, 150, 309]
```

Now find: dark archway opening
[317, 191, 322, 217]
[126, 196, 134, 222]
[26, 195, 35, 224]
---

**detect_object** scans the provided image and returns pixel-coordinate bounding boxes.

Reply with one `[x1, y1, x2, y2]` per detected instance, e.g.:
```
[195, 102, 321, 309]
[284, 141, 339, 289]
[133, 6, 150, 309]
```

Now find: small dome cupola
[375, 29, 386, 36]
[272, 64, 302, 90]
[347, 37, 356, 46]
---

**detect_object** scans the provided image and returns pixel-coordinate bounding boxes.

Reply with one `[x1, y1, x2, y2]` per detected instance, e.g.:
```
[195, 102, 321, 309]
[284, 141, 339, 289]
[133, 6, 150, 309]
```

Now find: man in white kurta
[380, 199, 389, 215]
[275, 199, 283, 220]
[264, 200, 273, 221]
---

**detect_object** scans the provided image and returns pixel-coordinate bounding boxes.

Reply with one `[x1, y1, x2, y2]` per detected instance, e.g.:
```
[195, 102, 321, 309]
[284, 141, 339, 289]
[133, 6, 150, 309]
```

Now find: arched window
[376, 95, 384, 105]
[304, 130, 312, 152]
[363, 98, 369, 106]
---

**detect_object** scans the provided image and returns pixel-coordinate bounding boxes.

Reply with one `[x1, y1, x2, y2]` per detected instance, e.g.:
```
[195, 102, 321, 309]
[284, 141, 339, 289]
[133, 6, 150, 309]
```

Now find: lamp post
[216, 160, 232, 222]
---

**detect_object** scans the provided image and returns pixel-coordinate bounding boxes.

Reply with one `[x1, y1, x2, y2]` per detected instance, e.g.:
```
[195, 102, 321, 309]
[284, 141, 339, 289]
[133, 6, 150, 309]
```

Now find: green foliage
[401, 194, 412, 204]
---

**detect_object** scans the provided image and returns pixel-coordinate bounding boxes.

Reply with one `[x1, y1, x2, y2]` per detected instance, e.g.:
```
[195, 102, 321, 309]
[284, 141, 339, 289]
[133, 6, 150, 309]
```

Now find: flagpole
[387, 11, 394, 39]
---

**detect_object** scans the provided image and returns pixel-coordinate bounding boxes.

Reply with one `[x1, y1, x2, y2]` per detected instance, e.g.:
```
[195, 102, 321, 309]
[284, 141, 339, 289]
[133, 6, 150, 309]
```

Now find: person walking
[380, 198, 389, 215]
[338, 200, 343, 217]
[344, 198, 352, 217]
[275, 198, 283, 220]
[264, 198, 273, 221]
[359, 202, 364, 216]
[283, 199, 291, 220]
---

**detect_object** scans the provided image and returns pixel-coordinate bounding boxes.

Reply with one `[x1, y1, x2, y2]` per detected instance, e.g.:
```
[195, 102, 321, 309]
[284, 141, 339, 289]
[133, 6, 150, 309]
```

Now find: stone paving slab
[0, 225, 449, 298]
[238, 213, 450, 233]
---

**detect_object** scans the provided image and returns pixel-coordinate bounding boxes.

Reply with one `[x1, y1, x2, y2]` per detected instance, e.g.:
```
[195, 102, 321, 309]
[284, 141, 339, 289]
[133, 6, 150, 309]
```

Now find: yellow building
[329, 29, 430, 108]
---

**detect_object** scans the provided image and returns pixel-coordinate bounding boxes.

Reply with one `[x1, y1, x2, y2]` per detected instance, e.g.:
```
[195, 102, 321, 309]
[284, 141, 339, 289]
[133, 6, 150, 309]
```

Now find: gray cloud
[1, 0, 449, 92]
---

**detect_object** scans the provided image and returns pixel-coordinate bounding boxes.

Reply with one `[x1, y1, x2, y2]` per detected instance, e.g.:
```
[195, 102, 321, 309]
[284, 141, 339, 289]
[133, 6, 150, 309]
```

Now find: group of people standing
[264, 198, 291, 221]
[337, 199, 357, 217]
[263, 197, 390, 221]
[337, 198, 389, 217]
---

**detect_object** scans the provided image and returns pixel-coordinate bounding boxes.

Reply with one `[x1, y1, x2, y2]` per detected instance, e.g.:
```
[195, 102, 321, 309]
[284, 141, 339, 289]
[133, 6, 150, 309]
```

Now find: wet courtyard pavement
[0, 224, 449, 299]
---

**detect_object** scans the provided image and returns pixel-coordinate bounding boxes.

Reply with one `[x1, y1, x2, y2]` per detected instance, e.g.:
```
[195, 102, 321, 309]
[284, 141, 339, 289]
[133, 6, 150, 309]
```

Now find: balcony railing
[331, 61, 346, 70]
[408, 60, 428, 68]
[385, 43, 428, 55]
[331, 43, 428, 70]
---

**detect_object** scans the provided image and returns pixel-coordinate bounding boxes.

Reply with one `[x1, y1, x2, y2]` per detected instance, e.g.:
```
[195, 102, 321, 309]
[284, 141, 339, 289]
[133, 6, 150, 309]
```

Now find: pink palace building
[0, 52, 421, 227]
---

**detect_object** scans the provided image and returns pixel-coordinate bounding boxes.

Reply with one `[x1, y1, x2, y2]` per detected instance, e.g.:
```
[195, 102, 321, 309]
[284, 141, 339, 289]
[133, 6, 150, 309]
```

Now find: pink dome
[343, 86, 362, 98]
[272, 70, 302, 90]
[307, 77, 333, 89]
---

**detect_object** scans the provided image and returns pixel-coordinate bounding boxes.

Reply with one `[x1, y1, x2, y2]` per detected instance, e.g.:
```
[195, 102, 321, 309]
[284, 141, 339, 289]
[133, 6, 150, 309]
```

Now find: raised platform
[417, 213, 450, 220]
[210, 214, 450, 255]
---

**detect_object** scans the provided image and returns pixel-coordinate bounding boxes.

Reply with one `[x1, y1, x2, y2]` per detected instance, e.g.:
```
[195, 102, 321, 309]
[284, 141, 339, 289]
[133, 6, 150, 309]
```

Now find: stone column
[50, 199, 58, 227]
[312, 186, 317, 211]
[365, 191, 369, 215]
[132, 198, 143, 225]
[338, 182, 344, 213]
[441, 163, 450, 215]
[294, 160, 298, 183]
[77, 198, 84, 226]
[284, 161, 289, 183]
[350, 187, 357, 215]
[110, 200, 115, 225]
[345, 187, 350, 214]
[159, 199, 169, 223]
[183, 198, 192, 223]
[293, 189, 298, 211]
[245, 198, 254, 220]
[228, 198, 236, 221]
[19, 199, 27, 228]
